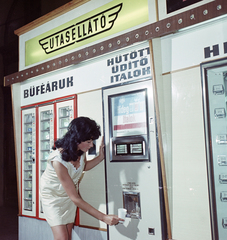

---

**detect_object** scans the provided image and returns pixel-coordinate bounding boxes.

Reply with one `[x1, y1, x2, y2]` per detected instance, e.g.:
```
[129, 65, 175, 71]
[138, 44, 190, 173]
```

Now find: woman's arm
[84, 137, 105, 171]
[53, 160, 121, 225]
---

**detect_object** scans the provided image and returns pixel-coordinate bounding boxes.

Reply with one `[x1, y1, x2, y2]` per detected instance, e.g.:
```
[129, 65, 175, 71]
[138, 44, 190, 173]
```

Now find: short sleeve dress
[40, 149, 86, 227]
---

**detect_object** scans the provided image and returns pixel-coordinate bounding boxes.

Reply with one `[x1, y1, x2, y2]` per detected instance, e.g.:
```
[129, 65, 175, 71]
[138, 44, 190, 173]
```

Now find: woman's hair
[53, 116, 101, 162]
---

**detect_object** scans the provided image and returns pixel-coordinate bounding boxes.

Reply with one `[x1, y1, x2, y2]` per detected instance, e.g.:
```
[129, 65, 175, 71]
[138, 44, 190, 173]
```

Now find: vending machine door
[21, 108, 36, 217]
[38, 104, 54, 218]
[56, 99, 75, 139]
[103, 79, 165, 240]
[202, 62, 227, 240]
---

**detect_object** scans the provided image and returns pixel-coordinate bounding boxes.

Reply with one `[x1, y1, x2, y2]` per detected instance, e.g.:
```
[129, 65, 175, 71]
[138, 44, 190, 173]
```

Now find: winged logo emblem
[39, 3, 123, 54]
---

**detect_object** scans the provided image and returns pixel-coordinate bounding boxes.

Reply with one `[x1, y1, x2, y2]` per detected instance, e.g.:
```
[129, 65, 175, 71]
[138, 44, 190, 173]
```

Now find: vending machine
[201, 59, 227, 240]
[21, 96, 76, 219]
[103, 79, 165, 240]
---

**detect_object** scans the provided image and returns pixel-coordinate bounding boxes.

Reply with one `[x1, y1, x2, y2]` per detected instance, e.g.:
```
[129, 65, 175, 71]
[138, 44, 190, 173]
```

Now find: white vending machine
[103, 79, 165, 240]
[202, 60, 227, 240]
[21, 96, 76, 219]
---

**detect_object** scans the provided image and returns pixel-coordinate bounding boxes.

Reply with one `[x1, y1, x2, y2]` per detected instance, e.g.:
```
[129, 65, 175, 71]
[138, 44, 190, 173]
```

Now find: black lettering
[59, 79, 65, 89]
[72, 28, 76, 40]
[24, 89, 29, 98]
[146, 47, 150, 55]
[204, 44, 219, 58]
[120, 64, 127, 71]
[60, 34, 64, 45]
[115, 55, 122, 64]
[78, 26, 82, 38]
[50, 38, 54, 49]
[55, 35, 59, 47]
[52, 81, 58, 91]
[112, 66, 119, 73]
[132, 60, 139, 68]
[128, 71, 133, 79]
[36, 86, 40, 95]
[142, 67, 151, 75]
[123, 54, 129, 61]
[120, 73, 127, 81]
[114, 74, 120, 82]
[93, 18, 98, 31]
[88, 21, 93, 34]
[67, 76, 73, 87]
[134, 69, 141, 77]
[30, 87, 35, 97]
[107, 58, 114, 66]
[41, 84, 45, 94]
[46, 82, 51, 92]
[83, 24, 87, 36]
[65, 31, 70, 42]
[138, 49, 144, 57]
[101, 15, 106, 28]
[140, 58, 148, 66]
[130, 51, 137, 59]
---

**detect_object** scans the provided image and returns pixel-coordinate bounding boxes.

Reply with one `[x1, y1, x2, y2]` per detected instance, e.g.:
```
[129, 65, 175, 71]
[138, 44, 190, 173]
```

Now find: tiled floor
[0, 205, 18, 240]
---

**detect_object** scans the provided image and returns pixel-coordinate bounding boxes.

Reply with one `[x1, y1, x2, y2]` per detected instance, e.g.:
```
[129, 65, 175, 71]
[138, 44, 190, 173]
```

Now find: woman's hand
[103, 214, 124, 225]
[84, 136, 105, 171]
[98, 136, 105, 160]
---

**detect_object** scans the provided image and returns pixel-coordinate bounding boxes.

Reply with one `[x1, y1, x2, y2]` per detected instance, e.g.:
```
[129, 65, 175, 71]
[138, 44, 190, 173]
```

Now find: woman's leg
[51, 224, 72, 240]
[66, 223, 74, 240]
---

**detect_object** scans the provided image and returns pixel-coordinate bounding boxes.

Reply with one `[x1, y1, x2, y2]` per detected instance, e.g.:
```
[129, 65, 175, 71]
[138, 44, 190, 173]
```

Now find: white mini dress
[40, 149, 85, 227]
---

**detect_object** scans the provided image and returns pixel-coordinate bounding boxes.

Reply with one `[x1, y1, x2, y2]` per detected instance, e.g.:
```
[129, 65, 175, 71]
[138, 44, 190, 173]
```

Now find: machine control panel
[110, 135, 149, 161]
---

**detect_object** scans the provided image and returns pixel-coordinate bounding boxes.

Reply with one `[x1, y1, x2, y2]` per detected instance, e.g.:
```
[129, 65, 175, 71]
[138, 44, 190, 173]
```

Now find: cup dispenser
[123, 192, 141, 219]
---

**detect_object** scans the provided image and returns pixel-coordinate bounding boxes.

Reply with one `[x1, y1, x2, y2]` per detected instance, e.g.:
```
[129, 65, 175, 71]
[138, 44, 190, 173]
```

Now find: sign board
[161, 16, 227, 73]
[25, 0, 149, 66]
[21, 42, 151, 106]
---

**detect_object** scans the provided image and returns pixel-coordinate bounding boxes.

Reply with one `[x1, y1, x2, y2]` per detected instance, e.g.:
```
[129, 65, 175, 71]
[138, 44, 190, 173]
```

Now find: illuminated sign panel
[25, 0, 149, 66]
[166, 0, 202, 13]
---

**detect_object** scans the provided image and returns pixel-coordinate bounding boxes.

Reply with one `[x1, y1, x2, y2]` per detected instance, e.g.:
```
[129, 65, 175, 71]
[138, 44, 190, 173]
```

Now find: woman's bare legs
[67, 223, 74, 240]
[51, 223, 74, 240]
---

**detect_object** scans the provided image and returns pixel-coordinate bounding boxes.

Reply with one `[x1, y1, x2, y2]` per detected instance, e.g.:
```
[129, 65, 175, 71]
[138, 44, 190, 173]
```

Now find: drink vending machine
[21, 96, 76, 218]
[103, 79, 165, 240]
[202, 61, 227, 240]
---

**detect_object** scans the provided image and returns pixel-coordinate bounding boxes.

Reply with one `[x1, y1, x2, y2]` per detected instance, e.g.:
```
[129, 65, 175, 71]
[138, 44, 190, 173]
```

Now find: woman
[40, 117, 122, 240]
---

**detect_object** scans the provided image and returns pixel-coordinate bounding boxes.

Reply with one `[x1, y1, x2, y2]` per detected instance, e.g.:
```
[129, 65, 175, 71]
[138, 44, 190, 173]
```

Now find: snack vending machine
[202, 61, 227, 240]
[21, 96, 76, 218]
[103, 79, 165, 240]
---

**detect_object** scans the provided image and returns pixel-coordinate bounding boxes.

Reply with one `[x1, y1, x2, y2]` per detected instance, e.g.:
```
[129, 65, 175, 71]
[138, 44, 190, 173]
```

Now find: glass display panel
[130, 143, 143, 154]
[110, 90, 147, 138]
[203, 65, 227, 240]
[116, 144, 128, 155]
[23, 112, 35, 212]
[39, 109, 53, 177]
[58, 106, 72, 138]
[24, 199, 32, 211]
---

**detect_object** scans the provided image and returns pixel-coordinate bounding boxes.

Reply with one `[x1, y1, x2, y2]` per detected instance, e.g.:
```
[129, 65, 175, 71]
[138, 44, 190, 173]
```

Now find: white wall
[77, 89, 107, 230]
[171, 67, 211, 240]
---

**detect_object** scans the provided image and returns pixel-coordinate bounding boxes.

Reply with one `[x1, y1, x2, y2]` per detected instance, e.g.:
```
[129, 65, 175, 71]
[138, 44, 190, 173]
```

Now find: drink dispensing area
[3, 0, 227, 240]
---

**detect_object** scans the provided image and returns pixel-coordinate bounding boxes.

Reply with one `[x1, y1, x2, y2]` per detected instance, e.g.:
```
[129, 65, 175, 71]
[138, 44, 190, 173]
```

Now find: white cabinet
[21, 96, 76, 218]
[22, 108, 36, 216]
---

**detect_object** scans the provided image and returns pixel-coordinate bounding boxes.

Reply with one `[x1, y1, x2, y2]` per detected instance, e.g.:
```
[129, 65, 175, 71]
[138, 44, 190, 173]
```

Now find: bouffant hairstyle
[53, 117, 101, 162]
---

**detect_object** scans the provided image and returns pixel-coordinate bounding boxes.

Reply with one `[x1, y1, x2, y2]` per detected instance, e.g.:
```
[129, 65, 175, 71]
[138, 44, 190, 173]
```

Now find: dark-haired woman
[40, 117, 122, 240]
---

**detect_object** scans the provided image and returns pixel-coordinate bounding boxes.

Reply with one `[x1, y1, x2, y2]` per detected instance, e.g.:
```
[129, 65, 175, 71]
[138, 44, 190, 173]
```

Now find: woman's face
[77, 139, 93, 152]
